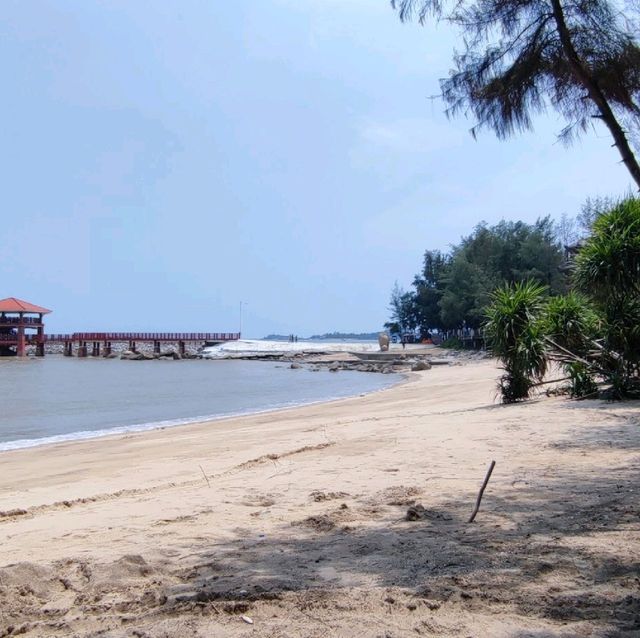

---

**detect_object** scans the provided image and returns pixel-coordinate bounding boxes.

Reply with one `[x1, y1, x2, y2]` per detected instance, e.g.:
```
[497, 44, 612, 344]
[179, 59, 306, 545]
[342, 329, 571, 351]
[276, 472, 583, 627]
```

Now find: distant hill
[262, 332, 380, 341]
[308, 332, 379, 341]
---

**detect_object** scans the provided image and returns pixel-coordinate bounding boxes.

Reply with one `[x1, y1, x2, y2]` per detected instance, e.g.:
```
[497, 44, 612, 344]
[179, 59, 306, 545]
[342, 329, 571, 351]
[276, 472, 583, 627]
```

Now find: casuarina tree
[391, 0, 640, 188]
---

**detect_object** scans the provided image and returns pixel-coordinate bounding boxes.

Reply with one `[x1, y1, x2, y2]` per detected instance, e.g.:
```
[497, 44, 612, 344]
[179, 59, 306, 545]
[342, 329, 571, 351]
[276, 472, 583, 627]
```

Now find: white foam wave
[201, 339, 380, 359]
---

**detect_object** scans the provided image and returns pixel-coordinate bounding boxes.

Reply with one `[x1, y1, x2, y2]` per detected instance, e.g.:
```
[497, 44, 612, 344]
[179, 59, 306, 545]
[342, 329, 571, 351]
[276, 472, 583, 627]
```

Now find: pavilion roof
[0, 297, 52, 314]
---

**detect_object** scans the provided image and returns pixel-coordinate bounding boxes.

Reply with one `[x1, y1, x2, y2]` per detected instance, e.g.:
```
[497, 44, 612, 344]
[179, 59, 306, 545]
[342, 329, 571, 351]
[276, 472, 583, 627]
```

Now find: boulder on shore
[121, 350, 145, 361]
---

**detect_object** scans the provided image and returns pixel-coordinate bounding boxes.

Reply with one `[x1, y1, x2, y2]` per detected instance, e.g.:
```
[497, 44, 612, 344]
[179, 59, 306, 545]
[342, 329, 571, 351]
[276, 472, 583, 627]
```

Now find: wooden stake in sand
[198, 465, 211, 488]
[468, 460, 496, 523]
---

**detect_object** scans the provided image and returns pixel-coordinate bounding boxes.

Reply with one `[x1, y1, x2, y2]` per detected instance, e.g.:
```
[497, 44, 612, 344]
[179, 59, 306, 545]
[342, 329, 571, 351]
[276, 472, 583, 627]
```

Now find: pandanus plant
[485, 281, 548, 403]
[573, 198, 640, 397]
[541, 292, 600, 397]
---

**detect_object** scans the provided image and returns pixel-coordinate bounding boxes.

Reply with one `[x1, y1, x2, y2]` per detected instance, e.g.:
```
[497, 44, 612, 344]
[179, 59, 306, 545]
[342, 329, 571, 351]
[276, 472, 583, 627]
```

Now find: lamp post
[239, 301, 247, 338]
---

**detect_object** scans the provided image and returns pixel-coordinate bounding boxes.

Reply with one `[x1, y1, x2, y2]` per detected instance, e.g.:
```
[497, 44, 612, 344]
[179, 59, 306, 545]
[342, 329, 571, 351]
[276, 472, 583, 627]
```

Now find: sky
[0, 0, 633, 337]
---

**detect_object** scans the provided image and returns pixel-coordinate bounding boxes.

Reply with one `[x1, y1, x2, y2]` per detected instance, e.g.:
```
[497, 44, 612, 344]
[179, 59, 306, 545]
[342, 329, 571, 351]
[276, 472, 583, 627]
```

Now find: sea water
[0, 357, 399, 451]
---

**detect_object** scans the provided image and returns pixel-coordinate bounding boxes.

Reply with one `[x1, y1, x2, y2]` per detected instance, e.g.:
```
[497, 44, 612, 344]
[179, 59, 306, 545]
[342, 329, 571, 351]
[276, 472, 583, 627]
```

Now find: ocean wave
[201, 339, 380, 358]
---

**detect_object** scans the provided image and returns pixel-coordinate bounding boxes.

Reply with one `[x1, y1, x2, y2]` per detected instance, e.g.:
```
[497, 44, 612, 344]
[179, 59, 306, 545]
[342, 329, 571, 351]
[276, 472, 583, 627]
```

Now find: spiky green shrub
[542, 292, 601, 397]
[543, 292, 599, 357]
[566, 361, 599, 398]
[485, 281, 548, 403]
[574, 198, 640, 301]
[574, 197, 640, 397]
[542, 293, 600, 396]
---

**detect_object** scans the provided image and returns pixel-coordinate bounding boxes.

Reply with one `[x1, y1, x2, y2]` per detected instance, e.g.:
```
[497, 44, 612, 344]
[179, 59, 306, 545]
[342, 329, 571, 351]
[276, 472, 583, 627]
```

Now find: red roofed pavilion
[0, 297, 52, 357]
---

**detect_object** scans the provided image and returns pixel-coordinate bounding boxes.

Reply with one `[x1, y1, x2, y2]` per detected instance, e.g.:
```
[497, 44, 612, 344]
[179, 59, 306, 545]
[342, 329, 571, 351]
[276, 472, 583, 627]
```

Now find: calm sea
[0, 357, 399, 451]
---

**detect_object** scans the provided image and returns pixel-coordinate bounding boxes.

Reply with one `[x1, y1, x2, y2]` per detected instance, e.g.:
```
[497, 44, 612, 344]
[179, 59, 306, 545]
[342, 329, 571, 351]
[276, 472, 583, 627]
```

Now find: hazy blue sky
[0, 0, 633, 336]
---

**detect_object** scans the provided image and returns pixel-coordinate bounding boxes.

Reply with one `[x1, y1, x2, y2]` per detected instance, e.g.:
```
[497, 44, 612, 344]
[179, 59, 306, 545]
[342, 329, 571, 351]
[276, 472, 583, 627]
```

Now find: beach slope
[1, 360, 638, 637]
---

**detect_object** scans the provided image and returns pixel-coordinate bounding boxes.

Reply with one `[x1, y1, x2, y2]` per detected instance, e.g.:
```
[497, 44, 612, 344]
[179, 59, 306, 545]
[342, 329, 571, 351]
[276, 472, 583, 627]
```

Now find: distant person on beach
[401, 336, 406, 350]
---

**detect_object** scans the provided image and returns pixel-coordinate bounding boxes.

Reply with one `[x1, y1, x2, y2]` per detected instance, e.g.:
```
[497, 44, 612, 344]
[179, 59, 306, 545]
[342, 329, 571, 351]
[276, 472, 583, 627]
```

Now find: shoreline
[0, 362, 457, 517]
[0, 353, 418, 455]
[0, 368, 410, 454]
[2, 358, 637, 637]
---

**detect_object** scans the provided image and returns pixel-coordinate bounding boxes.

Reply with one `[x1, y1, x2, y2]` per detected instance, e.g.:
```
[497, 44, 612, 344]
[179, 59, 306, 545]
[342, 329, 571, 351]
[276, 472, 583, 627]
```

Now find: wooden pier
[0, 296, 239, 357]
[44, 332, 240, 357]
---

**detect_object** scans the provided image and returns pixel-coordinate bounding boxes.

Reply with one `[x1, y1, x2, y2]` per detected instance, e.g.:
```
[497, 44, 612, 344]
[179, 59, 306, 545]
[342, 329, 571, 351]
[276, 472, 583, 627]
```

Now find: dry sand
[0, 359, 638, 637]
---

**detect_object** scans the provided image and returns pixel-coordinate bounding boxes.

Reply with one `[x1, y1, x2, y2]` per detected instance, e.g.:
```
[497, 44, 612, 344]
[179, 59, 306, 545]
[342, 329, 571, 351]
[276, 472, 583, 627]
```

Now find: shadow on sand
[169, 418, 639, 636]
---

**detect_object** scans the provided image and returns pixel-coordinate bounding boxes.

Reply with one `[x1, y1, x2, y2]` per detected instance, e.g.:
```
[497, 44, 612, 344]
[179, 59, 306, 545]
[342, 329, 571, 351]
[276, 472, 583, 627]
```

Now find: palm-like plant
[485, 281, 548, 403]
[573, 197, 640, 397]
[542, 293, 600, 396]
[543, 292, 599, 356]
[574, 198, 640, 301]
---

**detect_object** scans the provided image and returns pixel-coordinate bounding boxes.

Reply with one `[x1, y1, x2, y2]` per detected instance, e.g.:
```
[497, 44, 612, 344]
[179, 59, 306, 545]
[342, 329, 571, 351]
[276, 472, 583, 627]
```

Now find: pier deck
[42, 333, 240, 357]
[44, 332, 239, 343]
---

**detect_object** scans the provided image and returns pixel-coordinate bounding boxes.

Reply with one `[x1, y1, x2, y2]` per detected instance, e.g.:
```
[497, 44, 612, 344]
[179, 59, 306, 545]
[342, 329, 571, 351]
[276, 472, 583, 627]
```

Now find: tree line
[385, 196, 624, 339]
[387, 196, 639, 401]
[386, 215, 573, 338]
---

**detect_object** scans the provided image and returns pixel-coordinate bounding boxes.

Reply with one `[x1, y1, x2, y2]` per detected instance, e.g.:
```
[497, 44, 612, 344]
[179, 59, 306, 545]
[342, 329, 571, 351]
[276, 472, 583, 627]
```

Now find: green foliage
[574, 198, 640, 301]
[388, 218, 565, 336]
[439, 258, 494, 329]
[597, 295, 640, 398]
[389, 196, 640, 401]
[485, 281, 548, 403]
[566, 362, 598, 398]
[390, 0, 640, 187]
[411, 250, 451, 334]
[387, 282, 419, 336]
[458, 218, 565, 292]
[573, 197, 640, 397]
[542, 292, 599, 357]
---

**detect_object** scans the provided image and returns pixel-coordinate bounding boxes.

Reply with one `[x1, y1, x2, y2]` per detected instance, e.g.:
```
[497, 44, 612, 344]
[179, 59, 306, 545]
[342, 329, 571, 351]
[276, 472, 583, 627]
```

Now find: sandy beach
[1, 359, 638, 637]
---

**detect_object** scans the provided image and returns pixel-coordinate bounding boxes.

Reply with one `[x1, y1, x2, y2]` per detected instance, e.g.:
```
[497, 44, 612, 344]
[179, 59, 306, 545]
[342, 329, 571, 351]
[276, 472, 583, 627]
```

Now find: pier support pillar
[16, 325, 25, 357]
[153, 340, 161, 354]
[104, 341, 112, 356]
[36, 327, 45, 356]
[92, 342, 100, 357]
[78, 342, 88, 358]
[129, 340, 137, 353]
[64, 341, 73, 356]
[179, 340, 186, 356]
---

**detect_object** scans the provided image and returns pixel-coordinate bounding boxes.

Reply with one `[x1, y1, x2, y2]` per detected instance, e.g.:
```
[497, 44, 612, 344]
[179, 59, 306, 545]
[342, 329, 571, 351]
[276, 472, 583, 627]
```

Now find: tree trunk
[550, 0, 640, 189]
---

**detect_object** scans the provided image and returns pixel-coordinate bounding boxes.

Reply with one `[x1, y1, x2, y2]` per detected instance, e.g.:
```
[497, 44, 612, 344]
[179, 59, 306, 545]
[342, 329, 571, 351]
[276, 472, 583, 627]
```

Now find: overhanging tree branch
[549, 0, 640, 188]
[390, 0, 640, 187]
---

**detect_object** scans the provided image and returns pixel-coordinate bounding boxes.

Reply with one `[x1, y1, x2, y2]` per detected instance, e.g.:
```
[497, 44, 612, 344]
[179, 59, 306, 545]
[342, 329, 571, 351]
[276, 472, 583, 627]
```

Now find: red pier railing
[44, 332, 240, 342]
